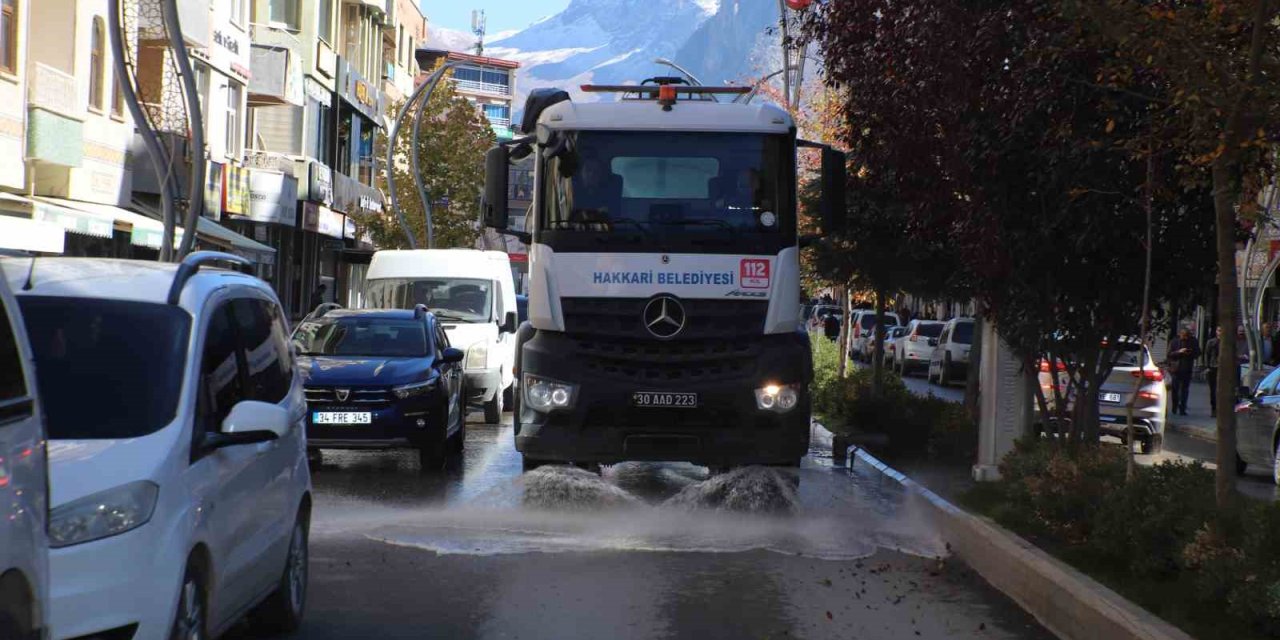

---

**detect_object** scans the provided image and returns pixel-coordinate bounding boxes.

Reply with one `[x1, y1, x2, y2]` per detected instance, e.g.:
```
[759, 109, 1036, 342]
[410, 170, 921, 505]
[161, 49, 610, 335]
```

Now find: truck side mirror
[483, 146, 510, 230]
[820, 147, 847, 237]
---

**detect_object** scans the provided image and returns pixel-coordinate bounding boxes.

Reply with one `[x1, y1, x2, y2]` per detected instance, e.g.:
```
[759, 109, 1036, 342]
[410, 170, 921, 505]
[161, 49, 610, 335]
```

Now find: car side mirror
[205, 400, 289, 451]
[928, 338, 939, 347]
[500, 311, 518, 334]
[483, 146, 510, 230]
[441, 347, 464, 364]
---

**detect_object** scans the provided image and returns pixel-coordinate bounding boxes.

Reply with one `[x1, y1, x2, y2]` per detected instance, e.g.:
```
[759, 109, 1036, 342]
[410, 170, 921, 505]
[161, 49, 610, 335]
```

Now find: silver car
[1037, 341, 1168, 454]
[1235, 366, 1280, 482]
[882, 326, 909, 367]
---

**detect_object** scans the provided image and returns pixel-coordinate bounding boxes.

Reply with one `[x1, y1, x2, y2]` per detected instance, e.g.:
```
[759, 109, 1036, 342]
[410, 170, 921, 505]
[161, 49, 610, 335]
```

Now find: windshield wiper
[431, 311, 472, 321]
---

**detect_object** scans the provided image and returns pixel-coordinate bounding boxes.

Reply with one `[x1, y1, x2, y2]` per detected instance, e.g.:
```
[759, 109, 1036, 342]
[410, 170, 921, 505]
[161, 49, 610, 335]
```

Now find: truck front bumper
[515, 331, 812, 466]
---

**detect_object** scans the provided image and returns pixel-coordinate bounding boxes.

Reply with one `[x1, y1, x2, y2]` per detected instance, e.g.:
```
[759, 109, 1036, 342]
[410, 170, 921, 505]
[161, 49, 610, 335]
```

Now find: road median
[848, 445, 1194, 640]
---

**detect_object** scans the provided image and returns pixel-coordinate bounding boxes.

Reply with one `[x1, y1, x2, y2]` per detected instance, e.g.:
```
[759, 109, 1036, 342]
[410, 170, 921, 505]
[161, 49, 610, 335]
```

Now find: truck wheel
[502, 383, 514, 407]
[484, 389, 503, 424]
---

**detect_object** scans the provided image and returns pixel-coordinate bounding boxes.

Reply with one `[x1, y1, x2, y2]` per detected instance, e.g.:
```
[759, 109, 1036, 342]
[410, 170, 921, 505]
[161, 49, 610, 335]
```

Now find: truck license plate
[313, 411, 372, 424]
[631, 392, 699, 408]
[1100, 393, 1122, 404]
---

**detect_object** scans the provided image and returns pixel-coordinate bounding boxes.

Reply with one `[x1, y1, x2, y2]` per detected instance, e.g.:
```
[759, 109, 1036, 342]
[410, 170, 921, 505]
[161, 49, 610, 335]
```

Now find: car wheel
[941, 354, 953, 386]
[484, 388, 503, 424]
[1138, 434, 1159, 455]
[502, 383, 515, 407]
[251, 513, 309, 633]
[0, 575, 33, 640]
[170, 559, 207, 640]
[1236, 451, 1248, 476]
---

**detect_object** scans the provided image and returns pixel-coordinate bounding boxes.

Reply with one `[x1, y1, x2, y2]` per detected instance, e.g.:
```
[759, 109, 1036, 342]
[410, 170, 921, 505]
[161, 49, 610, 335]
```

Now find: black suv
[292, 306, 466, 468]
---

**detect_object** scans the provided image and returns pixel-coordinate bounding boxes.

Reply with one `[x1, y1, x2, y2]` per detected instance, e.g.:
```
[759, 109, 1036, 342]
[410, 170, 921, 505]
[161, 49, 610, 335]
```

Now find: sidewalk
[1167, 380, 1217, 443]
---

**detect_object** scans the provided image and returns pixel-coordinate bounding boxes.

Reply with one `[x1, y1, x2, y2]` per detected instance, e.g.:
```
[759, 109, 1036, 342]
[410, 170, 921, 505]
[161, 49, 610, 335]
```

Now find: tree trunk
[872, 288, 886, 396]
[1127, 151, 1155, 482]
[1213, 157, 1240, 507]
[836, 285, 850, 379]
[965, 311, 984, 424]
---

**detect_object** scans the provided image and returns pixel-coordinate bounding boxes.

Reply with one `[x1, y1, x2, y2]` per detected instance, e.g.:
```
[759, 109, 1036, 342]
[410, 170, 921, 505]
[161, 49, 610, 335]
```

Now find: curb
[848, 445, 1193, 640]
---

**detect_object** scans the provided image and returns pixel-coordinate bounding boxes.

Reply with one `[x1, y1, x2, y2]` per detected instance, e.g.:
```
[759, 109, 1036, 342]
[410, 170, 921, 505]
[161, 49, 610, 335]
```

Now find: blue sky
[422, 0, 571, 35]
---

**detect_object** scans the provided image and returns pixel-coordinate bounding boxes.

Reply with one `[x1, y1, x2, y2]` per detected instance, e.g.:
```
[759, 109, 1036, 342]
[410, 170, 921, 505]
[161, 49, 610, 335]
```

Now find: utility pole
[472, 10, 487, 57]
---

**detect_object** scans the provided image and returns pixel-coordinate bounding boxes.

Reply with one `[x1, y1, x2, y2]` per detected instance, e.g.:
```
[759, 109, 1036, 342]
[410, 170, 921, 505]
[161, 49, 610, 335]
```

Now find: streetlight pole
[385, 61, 459, 249]
[653, 58, 702, 86]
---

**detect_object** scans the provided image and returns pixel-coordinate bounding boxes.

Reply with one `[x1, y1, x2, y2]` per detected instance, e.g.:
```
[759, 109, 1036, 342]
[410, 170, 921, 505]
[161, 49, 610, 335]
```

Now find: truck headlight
[524, 374, 578, 412]
[466, 343, 489, 369]
[755, 383, 801, 413]
[49, 481, 159, 548]
[393, 378, 437, 399]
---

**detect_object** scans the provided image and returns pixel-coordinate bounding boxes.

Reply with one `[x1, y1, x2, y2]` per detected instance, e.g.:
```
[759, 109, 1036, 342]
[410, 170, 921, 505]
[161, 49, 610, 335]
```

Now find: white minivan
[7, 253, 312, 640]
[365, 250, 518, 423]
[0, 260, 48, 640]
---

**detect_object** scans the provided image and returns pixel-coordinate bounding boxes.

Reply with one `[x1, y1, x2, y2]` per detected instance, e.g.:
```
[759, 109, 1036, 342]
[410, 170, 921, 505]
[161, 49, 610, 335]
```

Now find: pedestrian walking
[1168, 327, 1200, 416]
[823, 313, 840, 342]
[1262, 323, 1276, 366]
[311, 283, 328, 309]
[1205, 327, 1222, 417]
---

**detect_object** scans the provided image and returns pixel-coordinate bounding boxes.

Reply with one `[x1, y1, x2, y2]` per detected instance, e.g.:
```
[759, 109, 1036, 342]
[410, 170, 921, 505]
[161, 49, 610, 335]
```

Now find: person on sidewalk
[1168, 327, 1200, 416]
[1205, 327, 1222, 417]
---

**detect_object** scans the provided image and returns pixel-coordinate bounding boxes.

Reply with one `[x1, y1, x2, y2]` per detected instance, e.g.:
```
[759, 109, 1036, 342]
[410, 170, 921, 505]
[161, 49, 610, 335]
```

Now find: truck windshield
[541, 131, 795, 253]
[365, 278, 493, 323]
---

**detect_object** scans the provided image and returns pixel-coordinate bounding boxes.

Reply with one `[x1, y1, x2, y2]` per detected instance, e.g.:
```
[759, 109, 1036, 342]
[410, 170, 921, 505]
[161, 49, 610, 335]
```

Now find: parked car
[292, 306, 467, 469]
[0, 260, 48, 640]
[927, 317, 975, 385]
[1037, 340, 1167, 454]
[882, 326, 909, 366]
[850, 311, 901, 361]
[1234, 366, 1280, 482]
[365, 250, 518, 424]
[6, 252, 312, 640]
[808, 305, 842, 332]
[895, 320, 946, 376]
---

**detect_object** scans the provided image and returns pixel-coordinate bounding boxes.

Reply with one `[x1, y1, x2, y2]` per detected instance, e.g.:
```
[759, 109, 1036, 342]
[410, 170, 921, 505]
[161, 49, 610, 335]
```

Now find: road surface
[272, 412, 1054, 639]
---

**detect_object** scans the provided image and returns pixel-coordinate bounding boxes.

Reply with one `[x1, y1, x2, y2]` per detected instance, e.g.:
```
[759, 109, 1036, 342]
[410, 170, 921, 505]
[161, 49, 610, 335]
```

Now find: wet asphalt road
[280, 412, 1054, 640]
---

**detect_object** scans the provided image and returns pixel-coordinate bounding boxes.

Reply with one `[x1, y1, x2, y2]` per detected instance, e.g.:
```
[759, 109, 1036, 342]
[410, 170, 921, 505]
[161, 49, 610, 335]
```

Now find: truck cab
[484, 81, 846, 469]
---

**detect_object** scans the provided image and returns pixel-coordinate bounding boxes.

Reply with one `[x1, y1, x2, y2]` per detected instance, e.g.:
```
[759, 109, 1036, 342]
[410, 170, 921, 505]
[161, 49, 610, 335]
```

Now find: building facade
[381, 0, 425, 104]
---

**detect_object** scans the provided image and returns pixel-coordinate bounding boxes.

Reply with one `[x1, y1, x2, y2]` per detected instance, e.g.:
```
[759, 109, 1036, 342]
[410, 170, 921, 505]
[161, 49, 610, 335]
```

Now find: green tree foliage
[359, 68, 496, 249]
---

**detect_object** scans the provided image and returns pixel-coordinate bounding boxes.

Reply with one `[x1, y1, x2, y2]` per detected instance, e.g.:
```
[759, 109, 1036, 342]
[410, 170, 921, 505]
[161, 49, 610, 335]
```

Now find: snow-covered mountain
[426, 0, 786, 114]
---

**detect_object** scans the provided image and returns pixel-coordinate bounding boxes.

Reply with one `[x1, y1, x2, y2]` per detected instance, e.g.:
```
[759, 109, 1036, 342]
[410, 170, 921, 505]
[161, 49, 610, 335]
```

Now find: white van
[365, 250, 518, 423]
[0, 261, 48, 640]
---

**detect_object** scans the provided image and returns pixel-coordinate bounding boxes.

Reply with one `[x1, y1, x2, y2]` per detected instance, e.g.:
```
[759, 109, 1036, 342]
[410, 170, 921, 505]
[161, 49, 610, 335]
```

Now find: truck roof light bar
[166, 251, 254, 305]
[579, 85, 751, 95]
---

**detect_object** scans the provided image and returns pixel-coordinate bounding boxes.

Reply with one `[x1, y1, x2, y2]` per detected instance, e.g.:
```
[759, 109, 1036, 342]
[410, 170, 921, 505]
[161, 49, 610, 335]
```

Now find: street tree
[358, 68, 495, 250]
[1064, 0, 1280, 506]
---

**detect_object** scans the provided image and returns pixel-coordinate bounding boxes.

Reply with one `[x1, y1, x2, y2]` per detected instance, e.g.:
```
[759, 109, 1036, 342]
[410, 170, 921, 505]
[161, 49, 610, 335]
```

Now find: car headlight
[755, 383, 801, 413]
[466, 343, 489, 369]
[524, 374, 578, 412]
[393, 378, 437, 399]
[49, 481, 159, 548]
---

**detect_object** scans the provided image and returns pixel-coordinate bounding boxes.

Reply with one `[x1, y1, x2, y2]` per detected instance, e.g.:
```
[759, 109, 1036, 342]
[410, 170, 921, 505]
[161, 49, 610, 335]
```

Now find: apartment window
[483, 104, 510, 122]
[112, 74, 124, 117]
[317, 0, 333, 43]
[194, 62, 210, 114]
[268, 0, 298, 30]
[343, 5, 359, 64]
[0, 0, 16, 74]
[226, 82, 243, 158]
[89, 17, 105, 111]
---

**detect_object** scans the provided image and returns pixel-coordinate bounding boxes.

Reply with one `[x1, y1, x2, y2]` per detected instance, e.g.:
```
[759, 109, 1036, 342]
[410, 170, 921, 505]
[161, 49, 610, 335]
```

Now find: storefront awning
[29, 197, 169, 249]
[131, 199, 278, 264]
[0, 213, 65, 253]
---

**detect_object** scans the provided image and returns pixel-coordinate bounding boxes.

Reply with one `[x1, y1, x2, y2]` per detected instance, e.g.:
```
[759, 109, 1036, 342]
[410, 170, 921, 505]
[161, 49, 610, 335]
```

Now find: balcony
[250, 43, 303, 107]
[28, 63, 79, 119]
[450, 77, 512, 97]
[27, 64, 83, 167]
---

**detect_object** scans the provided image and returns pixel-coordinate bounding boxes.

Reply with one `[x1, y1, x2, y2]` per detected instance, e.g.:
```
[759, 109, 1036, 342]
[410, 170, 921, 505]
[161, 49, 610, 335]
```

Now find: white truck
[482, 79, 846, 469]
[364, 249, 518, 423]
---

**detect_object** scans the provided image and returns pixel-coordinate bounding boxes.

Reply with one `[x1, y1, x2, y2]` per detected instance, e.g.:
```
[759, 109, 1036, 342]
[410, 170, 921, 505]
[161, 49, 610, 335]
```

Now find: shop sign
[337, 58, 385, 122]
[223, 164, 250, 216]
[240, 169, 299, 226]
[317, 207, 344, 239]
[343, 217, 357, 240]
[308, 162, 333, 206]
[204, 161, 224, 221]
[300, 201, 320, 232]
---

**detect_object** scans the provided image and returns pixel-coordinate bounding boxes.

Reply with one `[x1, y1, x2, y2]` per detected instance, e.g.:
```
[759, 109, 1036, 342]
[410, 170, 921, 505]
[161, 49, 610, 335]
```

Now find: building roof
[416, 47, 521, 69]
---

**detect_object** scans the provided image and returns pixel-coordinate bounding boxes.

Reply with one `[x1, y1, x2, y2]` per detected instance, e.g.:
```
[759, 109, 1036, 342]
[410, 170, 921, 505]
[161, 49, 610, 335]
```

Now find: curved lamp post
[653, 57, 702, 86]
[385, 61, 459, 249]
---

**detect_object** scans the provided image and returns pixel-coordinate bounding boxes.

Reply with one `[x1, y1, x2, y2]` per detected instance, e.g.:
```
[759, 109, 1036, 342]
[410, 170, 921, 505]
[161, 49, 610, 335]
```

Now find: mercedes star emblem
[643, 295, 686, 339]
[336, 389, 350, 402]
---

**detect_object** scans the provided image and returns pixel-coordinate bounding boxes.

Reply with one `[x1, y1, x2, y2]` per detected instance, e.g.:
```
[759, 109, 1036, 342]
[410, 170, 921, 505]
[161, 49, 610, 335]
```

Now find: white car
[927, 317, 976, 386]
[5, 253, 312, 640]
[849, 310, 900, 361]
[365, 249, 518, 424]
[1037, 340, 1167, 454]
[895, 320, 945, 376]
[0, 260, 48, 640]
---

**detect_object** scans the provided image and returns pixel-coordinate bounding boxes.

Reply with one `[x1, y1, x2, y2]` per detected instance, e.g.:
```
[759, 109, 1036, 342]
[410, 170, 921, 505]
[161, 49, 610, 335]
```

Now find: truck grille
[304, 386, 393, 405]
[560, 298, 767, 341]
[573, 337, 760, 383]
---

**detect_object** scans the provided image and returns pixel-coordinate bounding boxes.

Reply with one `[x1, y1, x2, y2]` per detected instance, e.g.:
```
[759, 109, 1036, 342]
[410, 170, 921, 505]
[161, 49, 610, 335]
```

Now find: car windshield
[860, 315, 897, 329]
[952, 321, 974, 344]
[19, 297, 190, 439]
[917, 323, 944, 338]
[365, 277, 493, 323]
[293, 317, 429, 357]
[1110, 343, 1149, 368]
